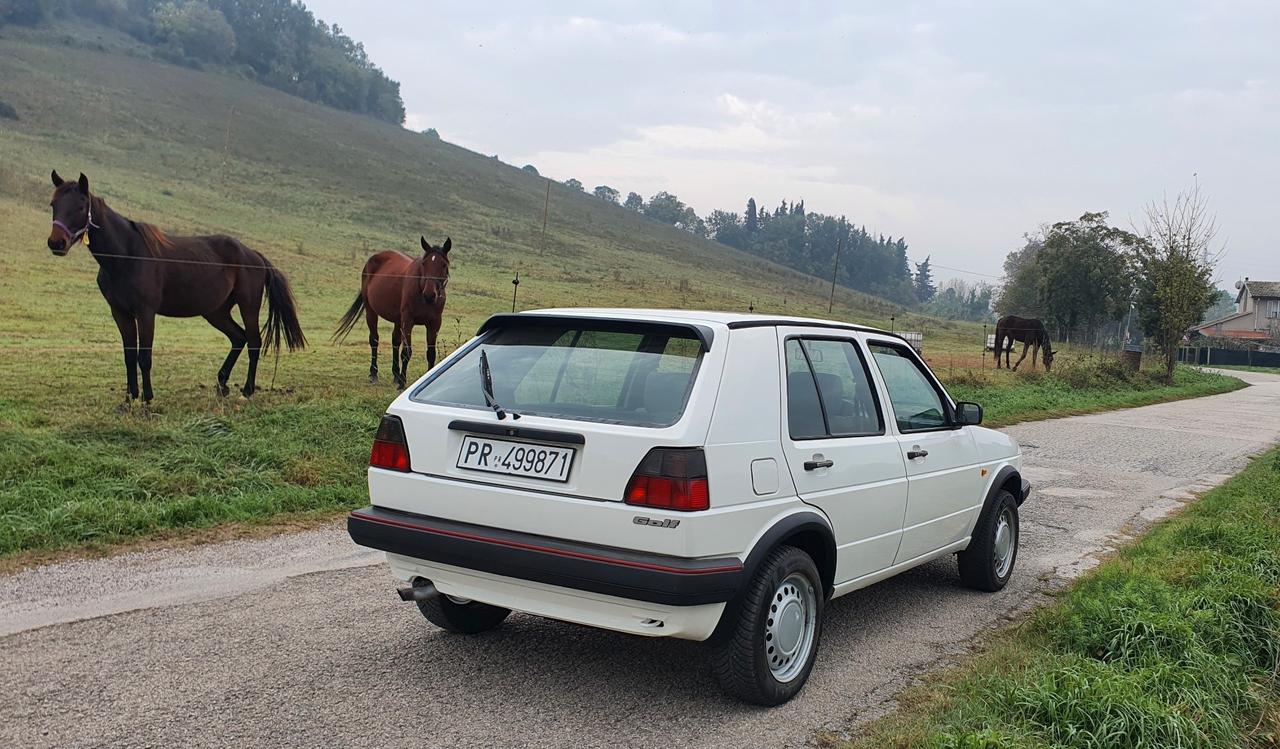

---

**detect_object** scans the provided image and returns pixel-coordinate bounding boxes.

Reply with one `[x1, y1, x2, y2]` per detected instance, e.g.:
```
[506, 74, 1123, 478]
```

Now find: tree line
[1, 0, 405, 124]
[568, 179, 924, 306]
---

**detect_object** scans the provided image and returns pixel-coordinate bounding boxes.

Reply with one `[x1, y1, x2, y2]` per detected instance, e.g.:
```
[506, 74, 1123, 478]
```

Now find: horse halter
[53, 198, 100, 246]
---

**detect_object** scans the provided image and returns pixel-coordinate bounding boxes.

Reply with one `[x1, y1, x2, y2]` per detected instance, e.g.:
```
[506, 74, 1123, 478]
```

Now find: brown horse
[333, 237, 451, 389]
[46, 171, 306, 402]
[994, 315, 1054, 371]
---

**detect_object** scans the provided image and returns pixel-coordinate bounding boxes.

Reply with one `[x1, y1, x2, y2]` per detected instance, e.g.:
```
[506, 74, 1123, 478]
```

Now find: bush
[0, 98, 17, 120]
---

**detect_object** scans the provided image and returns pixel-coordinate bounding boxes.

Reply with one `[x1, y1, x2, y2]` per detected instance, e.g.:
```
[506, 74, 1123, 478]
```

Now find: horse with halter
[333, 237, 451, 389]
[994, 315, 1055, 371]
[46, 170, 306, 402]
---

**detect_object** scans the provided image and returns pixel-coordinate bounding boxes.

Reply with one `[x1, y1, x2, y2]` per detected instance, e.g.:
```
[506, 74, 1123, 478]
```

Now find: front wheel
[957, 489, 1019, 591]
[712, 545, 824, 706]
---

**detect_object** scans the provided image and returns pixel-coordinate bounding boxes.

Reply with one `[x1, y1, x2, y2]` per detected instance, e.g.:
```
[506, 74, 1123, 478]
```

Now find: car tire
[417, 592, 511, 634]
[957, 489, 1019, 592]
[712, 545, 824, 706]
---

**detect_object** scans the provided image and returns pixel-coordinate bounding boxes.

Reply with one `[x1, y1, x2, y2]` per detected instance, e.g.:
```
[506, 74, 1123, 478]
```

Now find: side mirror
[954, 401, 983, 426]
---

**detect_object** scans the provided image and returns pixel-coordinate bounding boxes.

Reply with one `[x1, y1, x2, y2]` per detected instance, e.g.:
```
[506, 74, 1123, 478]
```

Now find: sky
[305, 0, 1278, 288]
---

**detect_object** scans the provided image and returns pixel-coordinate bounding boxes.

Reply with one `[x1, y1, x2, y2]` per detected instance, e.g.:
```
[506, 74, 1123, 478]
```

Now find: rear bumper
[347, 506, 744, 606]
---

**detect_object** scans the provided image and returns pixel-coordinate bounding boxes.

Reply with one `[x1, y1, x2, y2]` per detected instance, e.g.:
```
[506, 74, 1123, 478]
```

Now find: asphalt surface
[5, 369, 1280, 749]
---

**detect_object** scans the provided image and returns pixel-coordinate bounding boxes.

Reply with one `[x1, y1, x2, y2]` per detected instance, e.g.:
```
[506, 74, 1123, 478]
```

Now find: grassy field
[848, 446, 1280, 749]
[0, 31, 1247, 559]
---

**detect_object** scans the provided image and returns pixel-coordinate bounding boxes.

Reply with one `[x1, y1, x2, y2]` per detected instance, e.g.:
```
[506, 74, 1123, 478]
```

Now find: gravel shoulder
[4, 369, 1279, 749]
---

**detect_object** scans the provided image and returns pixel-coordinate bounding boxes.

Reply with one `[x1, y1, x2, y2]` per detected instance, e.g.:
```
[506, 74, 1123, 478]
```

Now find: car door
[864, 338, 982, 563]
[777, 330, 908, 584]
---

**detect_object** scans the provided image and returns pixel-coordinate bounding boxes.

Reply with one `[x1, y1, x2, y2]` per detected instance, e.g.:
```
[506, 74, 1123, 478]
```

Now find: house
[1191, 278, 1280, 342]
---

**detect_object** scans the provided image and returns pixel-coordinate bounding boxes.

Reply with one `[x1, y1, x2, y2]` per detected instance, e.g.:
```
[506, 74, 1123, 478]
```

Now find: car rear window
[410, 321, 704, 427]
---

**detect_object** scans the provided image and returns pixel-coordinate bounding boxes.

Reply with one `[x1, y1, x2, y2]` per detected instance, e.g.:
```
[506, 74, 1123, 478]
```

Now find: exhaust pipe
[396, 580, 440, 603]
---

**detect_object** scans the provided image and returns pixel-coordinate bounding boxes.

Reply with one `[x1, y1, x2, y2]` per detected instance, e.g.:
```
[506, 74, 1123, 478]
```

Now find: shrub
[0, 99, 17, 120]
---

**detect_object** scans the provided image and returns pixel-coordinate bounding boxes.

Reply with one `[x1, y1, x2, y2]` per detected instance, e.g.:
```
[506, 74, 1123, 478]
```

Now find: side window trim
[865, 337, 956, 434]
[784, 334, 887, 441]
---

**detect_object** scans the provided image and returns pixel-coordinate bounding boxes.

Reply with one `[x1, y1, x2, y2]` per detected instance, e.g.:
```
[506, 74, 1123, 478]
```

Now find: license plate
[456, 435, 575, 482]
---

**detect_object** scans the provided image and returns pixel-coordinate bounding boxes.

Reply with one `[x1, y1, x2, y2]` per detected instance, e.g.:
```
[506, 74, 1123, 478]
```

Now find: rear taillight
[624, 448, 709, 511]
[369, 415, 410, 472]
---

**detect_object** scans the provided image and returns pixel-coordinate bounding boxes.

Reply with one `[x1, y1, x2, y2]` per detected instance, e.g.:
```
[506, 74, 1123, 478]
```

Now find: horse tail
[332, 292, 366, 344]
[262, 258, 307, 353]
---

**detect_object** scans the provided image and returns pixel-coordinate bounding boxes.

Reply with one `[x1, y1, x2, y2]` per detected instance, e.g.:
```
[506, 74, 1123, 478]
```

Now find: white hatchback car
[348, 309, 1029, 705]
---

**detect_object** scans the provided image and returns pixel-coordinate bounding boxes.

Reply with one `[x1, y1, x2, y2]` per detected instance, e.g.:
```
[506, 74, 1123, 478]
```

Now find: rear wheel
[957, 489, 1019, 591]
[417, 591, 511, 634]
[712, 545, 823, 705]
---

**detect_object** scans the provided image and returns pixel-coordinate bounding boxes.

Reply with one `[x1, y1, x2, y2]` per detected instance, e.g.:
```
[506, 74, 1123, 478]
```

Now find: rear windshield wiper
[479, 350, 519, 420]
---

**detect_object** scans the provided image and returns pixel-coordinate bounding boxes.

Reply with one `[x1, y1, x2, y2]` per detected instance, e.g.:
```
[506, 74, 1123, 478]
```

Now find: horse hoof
[368, 375, 379, 385]
[216, 382, 230, 397]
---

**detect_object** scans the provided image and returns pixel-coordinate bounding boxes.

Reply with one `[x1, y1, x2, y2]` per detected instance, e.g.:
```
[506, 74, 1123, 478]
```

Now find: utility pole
[540, 180, 551, 245]
[511, 271, 520, 313]
[827, 236, 844, 315]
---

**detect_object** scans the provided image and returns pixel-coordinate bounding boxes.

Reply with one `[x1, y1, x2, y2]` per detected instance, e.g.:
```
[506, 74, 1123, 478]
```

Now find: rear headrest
[643, 372, 689, 420]
[812, 372, 843, 402]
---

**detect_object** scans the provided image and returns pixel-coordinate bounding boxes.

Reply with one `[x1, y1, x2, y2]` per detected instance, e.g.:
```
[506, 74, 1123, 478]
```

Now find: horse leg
[366, 306, 380, 384]
[1013, 340, 1031, 370]
[398, 321, 415, 390]
[391, 325, 403, 389]
[426, 322, 438, 370]
[239, 294, 263, 397]
[136, 311, 156, 403]
[1030, 342, 1039, 371]
[204, 307, 246, 396]
[110, 307, 140, 403]
[995, 333, 1004, 369]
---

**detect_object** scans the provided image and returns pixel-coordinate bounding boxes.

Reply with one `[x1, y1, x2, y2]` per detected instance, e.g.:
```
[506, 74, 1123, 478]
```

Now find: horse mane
[133, 221, 173, 254]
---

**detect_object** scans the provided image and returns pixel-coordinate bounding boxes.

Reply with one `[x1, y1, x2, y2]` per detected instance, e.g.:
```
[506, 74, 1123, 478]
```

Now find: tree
[994, 232, 1046, 318]
[563, 178, 583, 192]
[706, 210, 745, 249]
[623, 192, 644, 212]
[1202, 288, 1235, 323]
[913, 256, 936, 303]
[593, 185, 620, 204]
[1135, 184, 1219, 381]
[521, 164, 539, 176]
[744, 198, 759, 235]
[1037, 213, 1137, 340]
[152, 1, 237, 64]
[421, 127, 440, 140]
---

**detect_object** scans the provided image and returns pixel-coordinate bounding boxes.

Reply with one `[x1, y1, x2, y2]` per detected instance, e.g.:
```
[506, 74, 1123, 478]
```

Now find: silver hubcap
[993, 508, 1016, 578]
[765, 573, 817, 682]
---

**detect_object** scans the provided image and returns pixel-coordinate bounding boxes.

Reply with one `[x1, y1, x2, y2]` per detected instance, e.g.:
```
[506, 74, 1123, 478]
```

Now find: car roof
[525, 308, 892, 335]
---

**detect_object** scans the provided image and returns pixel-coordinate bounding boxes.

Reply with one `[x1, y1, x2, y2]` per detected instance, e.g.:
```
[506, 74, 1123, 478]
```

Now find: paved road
[5, 370, 1280, 749]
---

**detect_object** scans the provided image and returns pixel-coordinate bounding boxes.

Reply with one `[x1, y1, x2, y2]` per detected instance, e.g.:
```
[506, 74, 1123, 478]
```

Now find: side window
[785, 338, 883, 440]
[868, 343, 948, 432]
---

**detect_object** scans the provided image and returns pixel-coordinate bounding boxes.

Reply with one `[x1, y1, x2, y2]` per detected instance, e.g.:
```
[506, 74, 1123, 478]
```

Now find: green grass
[0, 33, 1249, 557]
[849, 447, 1280, 749]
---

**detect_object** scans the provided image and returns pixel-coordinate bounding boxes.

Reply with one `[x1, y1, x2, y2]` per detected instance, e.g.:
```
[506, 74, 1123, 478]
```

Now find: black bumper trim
[347, 506, 743, 606]
[1019, 479, 1032, 505]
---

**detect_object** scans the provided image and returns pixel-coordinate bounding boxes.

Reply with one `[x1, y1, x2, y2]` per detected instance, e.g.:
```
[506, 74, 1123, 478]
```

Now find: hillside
[0, 32, 963, 348]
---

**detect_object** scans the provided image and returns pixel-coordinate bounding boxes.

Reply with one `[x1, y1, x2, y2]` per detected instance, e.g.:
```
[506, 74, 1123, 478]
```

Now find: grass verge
[945, 361, 1245, 427]
[847, 446, 1280, 749]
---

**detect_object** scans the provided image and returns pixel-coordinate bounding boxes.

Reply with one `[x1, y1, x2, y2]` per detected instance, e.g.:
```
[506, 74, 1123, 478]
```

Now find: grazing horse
[46, 171, 306, 402]
[994, 315, 1055, 371]
[333, 237, 451, 389]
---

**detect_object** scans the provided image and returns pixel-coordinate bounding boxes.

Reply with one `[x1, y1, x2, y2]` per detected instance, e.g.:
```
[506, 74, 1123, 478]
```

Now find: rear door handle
[907, 449, 929, 460]
[804, 459, 834, 471]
